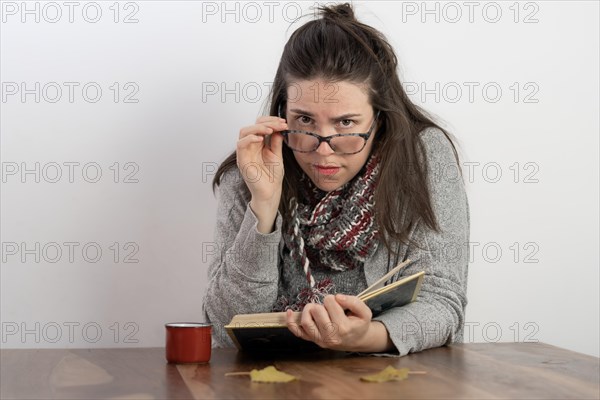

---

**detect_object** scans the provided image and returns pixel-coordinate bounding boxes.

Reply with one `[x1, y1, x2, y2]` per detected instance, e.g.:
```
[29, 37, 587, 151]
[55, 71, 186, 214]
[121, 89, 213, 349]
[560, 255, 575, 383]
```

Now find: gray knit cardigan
[202, 127, 470, 356]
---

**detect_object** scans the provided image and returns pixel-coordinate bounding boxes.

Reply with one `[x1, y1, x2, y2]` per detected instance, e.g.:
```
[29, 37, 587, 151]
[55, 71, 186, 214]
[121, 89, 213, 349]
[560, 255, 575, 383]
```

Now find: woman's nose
[315, 139, 335, 155]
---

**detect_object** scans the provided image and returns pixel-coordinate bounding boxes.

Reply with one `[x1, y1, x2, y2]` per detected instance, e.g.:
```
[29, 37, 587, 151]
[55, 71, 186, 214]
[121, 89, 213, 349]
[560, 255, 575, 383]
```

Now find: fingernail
[337, 294, 346, 301]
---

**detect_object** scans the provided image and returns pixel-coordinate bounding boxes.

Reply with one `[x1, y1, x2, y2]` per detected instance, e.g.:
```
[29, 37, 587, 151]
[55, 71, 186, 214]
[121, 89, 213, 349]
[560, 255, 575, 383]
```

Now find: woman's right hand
[236, 116, 287, 232]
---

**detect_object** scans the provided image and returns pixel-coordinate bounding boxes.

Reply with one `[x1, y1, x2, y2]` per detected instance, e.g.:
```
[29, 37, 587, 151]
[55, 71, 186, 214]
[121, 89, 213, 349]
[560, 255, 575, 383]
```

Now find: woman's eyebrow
[288, 108, 363, 121]
[289, 108, 315, 117]
[334, 113, 362, 120]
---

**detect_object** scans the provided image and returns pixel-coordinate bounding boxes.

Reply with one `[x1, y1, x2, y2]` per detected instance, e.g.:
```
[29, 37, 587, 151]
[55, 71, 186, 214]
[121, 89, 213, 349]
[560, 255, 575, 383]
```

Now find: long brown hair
[213, 3, 459, 256]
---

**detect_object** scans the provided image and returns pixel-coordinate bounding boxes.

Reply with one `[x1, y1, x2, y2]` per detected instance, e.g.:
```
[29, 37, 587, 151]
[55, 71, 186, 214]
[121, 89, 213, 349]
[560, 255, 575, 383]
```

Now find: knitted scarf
[273, 153, 381, 311]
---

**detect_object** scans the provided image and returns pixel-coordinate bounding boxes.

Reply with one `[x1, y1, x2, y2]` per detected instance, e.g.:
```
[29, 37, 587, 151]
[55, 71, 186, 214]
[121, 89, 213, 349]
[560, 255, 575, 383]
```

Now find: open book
[225, 260, 424, 352]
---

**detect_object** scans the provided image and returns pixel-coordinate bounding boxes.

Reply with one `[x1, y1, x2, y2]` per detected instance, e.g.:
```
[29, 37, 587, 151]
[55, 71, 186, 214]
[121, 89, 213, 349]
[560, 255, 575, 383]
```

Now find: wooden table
[1, 343, 598, 399]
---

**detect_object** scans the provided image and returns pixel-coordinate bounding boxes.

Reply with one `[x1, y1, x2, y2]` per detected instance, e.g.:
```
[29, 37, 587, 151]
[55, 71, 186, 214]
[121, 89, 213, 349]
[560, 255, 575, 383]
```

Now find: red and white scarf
[274, 153, 380, 311]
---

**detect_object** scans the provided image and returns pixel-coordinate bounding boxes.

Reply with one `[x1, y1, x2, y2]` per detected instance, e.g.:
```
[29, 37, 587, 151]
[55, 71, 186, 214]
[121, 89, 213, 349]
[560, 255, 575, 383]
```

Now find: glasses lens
[329, 136, 366, 154]
[284, 131, 319, 152]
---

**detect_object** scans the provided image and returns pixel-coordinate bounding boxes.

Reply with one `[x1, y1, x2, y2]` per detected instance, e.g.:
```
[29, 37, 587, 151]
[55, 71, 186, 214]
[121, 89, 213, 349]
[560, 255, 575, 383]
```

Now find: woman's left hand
[285, 294, 390, 352]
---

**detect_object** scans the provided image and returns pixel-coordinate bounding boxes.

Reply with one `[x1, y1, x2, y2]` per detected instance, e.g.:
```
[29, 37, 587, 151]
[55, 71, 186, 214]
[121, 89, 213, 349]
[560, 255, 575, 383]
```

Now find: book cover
[361, 271, 424, 317]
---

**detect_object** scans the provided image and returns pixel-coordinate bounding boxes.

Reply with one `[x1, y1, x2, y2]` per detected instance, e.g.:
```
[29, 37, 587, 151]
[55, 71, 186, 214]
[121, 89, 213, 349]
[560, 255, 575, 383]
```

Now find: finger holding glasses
[236, 116, 288, 233]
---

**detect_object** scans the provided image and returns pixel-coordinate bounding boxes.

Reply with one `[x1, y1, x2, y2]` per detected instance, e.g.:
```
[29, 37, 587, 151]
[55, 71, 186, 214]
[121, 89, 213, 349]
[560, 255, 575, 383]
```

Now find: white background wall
[1, 1, 598, 357]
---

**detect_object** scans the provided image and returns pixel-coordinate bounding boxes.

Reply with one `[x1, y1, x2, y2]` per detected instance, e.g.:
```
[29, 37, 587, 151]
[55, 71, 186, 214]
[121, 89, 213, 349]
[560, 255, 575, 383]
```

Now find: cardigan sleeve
[202, 168, 283, 347]
[371, 127, 470, 356]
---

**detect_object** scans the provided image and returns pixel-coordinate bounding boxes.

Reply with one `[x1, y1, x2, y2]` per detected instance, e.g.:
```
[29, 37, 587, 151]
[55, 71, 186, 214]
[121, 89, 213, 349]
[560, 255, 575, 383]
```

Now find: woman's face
[285, 79, 377, 192]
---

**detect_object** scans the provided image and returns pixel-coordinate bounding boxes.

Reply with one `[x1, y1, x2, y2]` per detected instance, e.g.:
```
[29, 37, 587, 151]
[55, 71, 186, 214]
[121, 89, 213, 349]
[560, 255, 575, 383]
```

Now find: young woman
[203, 3, 469, 355]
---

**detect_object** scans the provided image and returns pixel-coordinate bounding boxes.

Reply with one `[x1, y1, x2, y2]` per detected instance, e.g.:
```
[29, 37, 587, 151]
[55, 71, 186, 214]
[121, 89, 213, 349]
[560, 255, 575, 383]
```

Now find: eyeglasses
[278, 108, 380, 155]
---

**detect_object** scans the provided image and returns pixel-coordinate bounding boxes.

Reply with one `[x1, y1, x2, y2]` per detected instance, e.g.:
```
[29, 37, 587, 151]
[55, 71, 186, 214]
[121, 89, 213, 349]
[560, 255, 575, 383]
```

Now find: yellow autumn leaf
[249, 366, 297, 383]
[360, 366, 410, 382]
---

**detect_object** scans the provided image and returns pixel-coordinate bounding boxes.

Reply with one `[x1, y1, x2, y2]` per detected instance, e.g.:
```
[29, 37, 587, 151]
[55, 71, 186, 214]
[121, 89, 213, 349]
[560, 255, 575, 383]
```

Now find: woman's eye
[339, 119, 355, 128]
[298, 116, 312, 125]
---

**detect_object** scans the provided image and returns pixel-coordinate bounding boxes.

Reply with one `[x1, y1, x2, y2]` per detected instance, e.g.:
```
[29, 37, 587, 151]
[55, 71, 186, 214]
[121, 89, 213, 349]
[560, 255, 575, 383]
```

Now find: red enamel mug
[165, 322, 212, 364]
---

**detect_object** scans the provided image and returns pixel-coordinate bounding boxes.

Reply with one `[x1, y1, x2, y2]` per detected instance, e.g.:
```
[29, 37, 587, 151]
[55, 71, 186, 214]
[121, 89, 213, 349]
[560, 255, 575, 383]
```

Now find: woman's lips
[314, 165, 340, 176]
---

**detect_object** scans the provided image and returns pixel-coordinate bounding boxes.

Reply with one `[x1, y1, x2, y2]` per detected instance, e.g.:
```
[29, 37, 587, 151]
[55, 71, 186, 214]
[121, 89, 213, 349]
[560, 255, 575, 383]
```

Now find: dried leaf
[360, 366, 410, 382]
[249, 366, 297, 383]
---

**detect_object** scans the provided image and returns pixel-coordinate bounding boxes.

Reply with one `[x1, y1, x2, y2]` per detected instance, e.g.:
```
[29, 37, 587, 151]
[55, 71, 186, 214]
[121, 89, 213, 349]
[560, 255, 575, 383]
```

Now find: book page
[357, 259, 412, 298]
